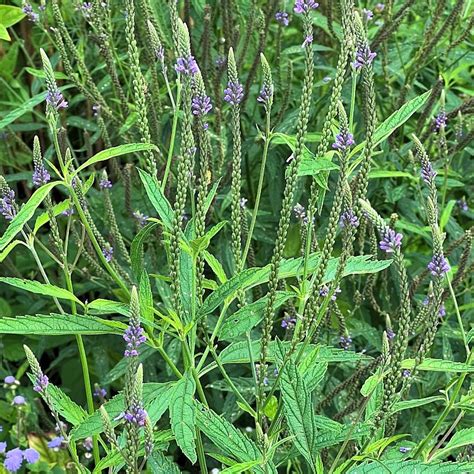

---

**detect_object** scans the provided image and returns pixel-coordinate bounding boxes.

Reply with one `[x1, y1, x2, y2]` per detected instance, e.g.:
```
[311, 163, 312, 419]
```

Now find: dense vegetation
[0, 0, 473, 472]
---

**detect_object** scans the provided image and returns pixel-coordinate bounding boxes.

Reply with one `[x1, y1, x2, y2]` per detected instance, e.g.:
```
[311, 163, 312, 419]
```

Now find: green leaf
[298, 156, 339, 176]
[440, 199, 456, 231]
[33, 199, 71, 234]
[219, 291, 293, 341]
[0, 314, 126, 335]
[203, 250, 227, 283]
[0, 23, 10, 41]
[71, 382, 174, 440]
[0, 277, 83, 305]
[138, 168, 174, 230]
[276, 340, 318, 470]
[402, 358, 474, 373]
[391, 396, 444, 414]
[347, 460, 474, 473]
[103, 346, 154, 385]
[169, 370, 197, 464]
[73, 144, 157, 175]
[0, 6, 26, 28]
[87, 299, 130, 317]
[46, 384, 88, 426]
[298, 347, 328, 392]
[431, 428, 474, 460]
[148, 451, 181, 473]
[139, 271, 154, 324]
[130, 222, 157, 279]
[220, 461, 262, 473]
[195, 402, 270, 474]
[0, 240, 22, 262]
[368, 170, 417, 181]
[25, 67, 68, 80]
[0, 181, 60, 251]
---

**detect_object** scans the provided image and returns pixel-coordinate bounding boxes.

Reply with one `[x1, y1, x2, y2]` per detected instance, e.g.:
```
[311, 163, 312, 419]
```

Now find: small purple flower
[12, 395, 26, 406]
[420, 160, 436, 184]
[46, 90, 68, 110]
[22, 4, 39, 22]
[294, 0, 319, 14]
[62, 207, 74, 217]
[332, 132, 355, 151]
[0, 190, 17, 221]
[102, 245, 114, 263]
[352, 45, 377, 69]
[362, 8, 374, 21]
[47, 436, 64, 449]
[133, 210, 148, 227]
[94, 386, 107, 398]
[275, 11, 289, 26]
[257, 84, 273, 105]
[80, 2, 92, 17]
[423, 296, 430, 306]
[402, 369, 411, 378]
[375, 3, 385, 13]
[281, 313, 297, 329]
[224, 81, 244, 106]
[434, 111, 447, 131]
[399, 446, 410, 453]
[4, 375, 18, 385]
[319, 285, 330, 297]
[175, 56, 199, 75]
[4, 448, 23, 472]
[387, 328, 395, 340]
[0, 441, 6, 454]
[379, 228, 403, 253]
[99, 178, 112, 189]
[427, 254, 450, 277]
[123, 324, 146, 357]
[302, 34, 313, 48]
[83, 437, 93, 451]
[340, 335, 352, 350]
[124, 403, 147, 427]
[32, 164, 50, 187]
[33, 373, 49, 393]
[192, 94, 212, 117]
[457, 198, 468, 212]
[339, 209, 359, 228]
[438, 304, 446, 317]
[23, 448, 40, 464]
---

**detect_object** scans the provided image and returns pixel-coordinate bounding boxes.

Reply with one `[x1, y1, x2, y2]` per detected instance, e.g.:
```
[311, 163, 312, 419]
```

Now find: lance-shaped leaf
[431, 428, 474, 461]
[347, 459, 474, 473]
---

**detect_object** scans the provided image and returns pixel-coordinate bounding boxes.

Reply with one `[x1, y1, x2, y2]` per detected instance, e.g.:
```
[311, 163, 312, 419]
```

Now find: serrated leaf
[391, 396, 444, 414]
[170, 370, 197, 463]
[402, 358, 474, 373]
[46, 384, 88, 426]
[148, 451, 181, 473]
[139, 271, 153, 323]
[0, 181, 60, 251]
[0, 277, 83, 305]
[431, 428, 474, 461]
[87, 299, 130, 317]
[138, 168, 174, 230]
[347, 459, 474, 473]
[73, 144, 158, 176]
[220, 461, 262, 473]
[0, 314, 126, 335]
[103, 345, 154, 385]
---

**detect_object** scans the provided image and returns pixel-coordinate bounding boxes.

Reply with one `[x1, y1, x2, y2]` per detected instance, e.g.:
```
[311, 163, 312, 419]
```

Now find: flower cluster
[339, 335, 352, 351]
[32, 164, 50, 187]
[319, 285, 341, 301]
[339, 209, 360, 228]
[294, 0, 319, 14]
[281, 313, 297, 330]
[123, 323, 146, 358]
[433, 111, 447, 131]
[102, 245, 114, 263]
[22, 4, 39, 22]
[421, 160, 437, 184]
[33, 373, 49, 393]
[2, 446, 40, 472]
[124, 402, 147, 427]
[0, 191, 16, 221]
[362, 8, 374, 21]
[47, 436, 64, 449]
[332, 132, 355, 151]
[302, 33, 313, 48]
[175, 56, 199, 75]
[191, 94, 212, 118]
[352, 45, 377, 69]
[275, 11, 289, 26]
[427, 254, 450, 277]
[257, 83, 273, 105]
[99, 178, 112, 189]
[379, 228, 403, 253]
[224, 81, 244, 106]
[46, 90, 68, 111]
[133, 210, 148, 227]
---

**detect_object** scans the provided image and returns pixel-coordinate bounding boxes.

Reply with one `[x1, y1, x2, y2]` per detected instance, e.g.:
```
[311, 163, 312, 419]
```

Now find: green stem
[447, 273, 470, 357]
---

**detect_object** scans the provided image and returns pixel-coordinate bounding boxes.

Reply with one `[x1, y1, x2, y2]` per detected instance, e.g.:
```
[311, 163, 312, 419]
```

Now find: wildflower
[275, 11, 289, 26]
[302, 34, 313, 48]
[339, 209, 360, 228]
[12, 396, 26, 406]
[0, 442, 6, 453]
[83, 437, 93, 451]
[257, 83, 273, 105]
[22, 4, 39, 22]
[281, 313, 297, 329]
[23, 448, 40, 464]
[223, 81, 244, 106]
[62, 207, 74, 217]
[438, 304, 446, 317]
[47, 437, 64, 449]
[94, 386, 107, 398]
[457, 198, 468, 212]
[352, 45, 377, 69]
[32, 163, 50, 187]
[133, 210, 148, 227]
[420, 160, 436, 183]
[175, 56, 199, 76]
[332, 132, 355, 151]
[80, 2, 92, 18]
[123, 291, 147, 357]
[293, 203, 306, 220]
[46, 90, 68, 110]
[402, 369, 411, 378]
[0, 191, 17, 221]
[99, 178, 112, 189]
[423, 296, 430, 306]
[362, 8, 374, 21]
[339, 335, 352, 350]
[379, 228, 403, 253]
[319, 285, 330, 297]
[375, 3, 385, 13]
[387, 328, 395, 340]
[191, 94, 212, 117]
[434, 111, 447, 131]
[399, 446, 410, 453]
[102, 245, 113, 263]
[427, 254, 450, 277]
[4, 448, 23, 472]
[4, 375, 19, 387]
[124, 402, 147, 427]
[33, 373, 49, 393]
[294, 0, 319, 14]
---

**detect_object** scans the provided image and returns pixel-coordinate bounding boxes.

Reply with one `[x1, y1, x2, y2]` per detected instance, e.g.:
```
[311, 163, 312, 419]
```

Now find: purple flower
[438, 304, 446, 317]
[4, 375, 17, 385]
[302, 33, 313, 48]
[133, 210, 148, 227]
[375, 3, 385, 13]
[352, 45, 377, 69]
[387, 328, 395, 340]
[434, 111, 447, 131]
[32, 164, 50, 187]
[340, 209, 359, 228]
[124, 403, 147, 427]
[99, 178, 112, 189]
[102, 245, 113, 262]
[457, 198, 468, 212]
[83, 437, 93, 451]
[402, 369, 411, 378]
[420, 160, 436, 184]
[423, 296, 430, 306]
[192, 94, 212, 117]
[332, 132, 355, 151]
[94, 386, 107, 398]
[319, 285, 330, 297]
[123, 324, 146, 357]
[46, 90, 68, 110]
[340, 335, 352, 350]
[47, 436, 64, 449]
[399, 446, 410, 453]
[275, 11, 289, 26]
[0, 442, 6, 454]
[224, 81, 244, 106]
[281, 313, 297, 329]
[33, 373, 49, 393]
[4, 448, 23, 472]
[23, 448, 40, 464]
[427, 254, 450, 277]
[12, 396, 26, 406]
[362, 8, 374, 21]
[80, 2, 92, 17]
[175, 56, 199, 75]
[62, 207, 74, 217]
[257, 84, 273, 105]
[22, 4, 39, 22]
[0, 190, 17, 221]
[294, 0, 319, 14]
[379, 228, 403, 253]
